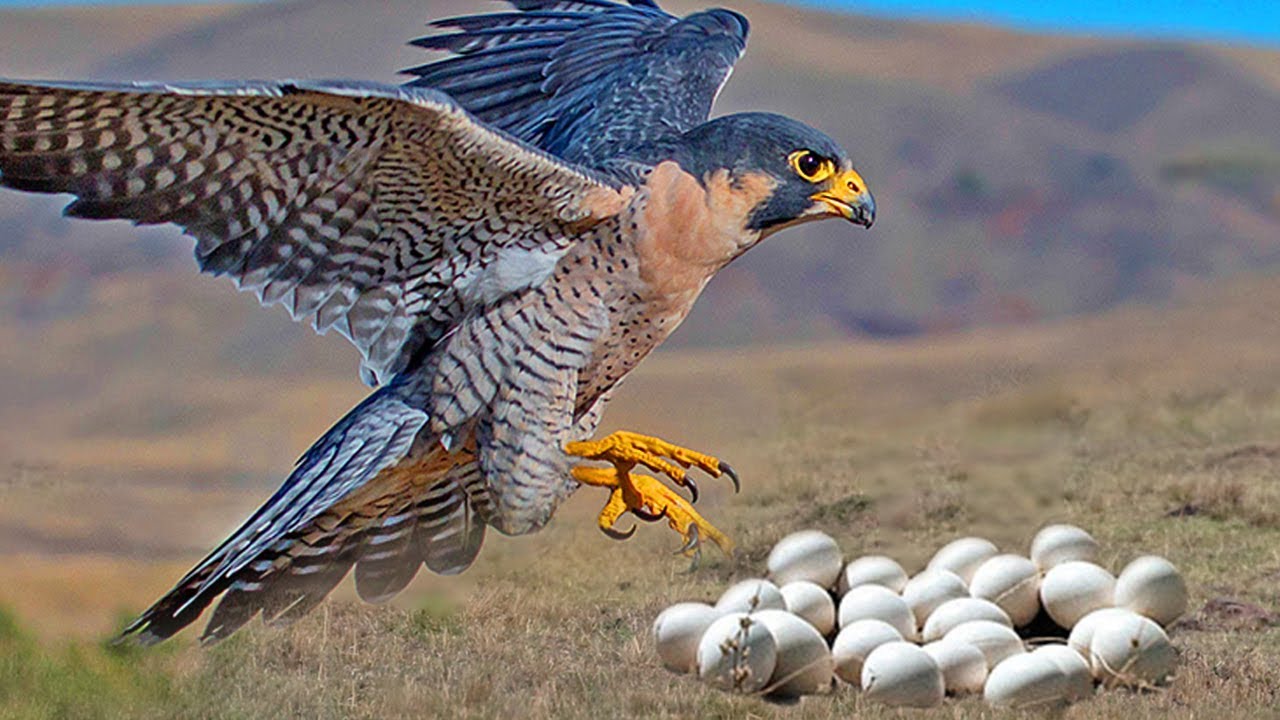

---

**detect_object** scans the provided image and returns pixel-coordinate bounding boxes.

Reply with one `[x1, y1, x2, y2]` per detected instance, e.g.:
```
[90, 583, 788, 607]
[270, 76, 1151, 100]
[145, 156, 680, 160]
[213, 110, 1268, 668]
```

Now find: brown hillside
[0, 4, 239, 78]
[1, 0, 1278, 345]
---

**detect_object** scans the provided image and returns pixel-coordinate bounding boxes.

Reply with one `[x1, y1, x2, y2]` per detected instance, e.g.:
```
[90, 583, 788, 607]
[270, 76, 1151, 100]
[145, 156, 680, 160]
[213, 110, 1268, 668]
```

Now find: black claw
[676, 526, 702, 572]
[718, 461, 741, 493]
[683, 475, 699, 503]
[633, 505, 666, 523]
[602, 523, 637, 541]
[675, 524, 701, 555]
[683, 547, 703, 574]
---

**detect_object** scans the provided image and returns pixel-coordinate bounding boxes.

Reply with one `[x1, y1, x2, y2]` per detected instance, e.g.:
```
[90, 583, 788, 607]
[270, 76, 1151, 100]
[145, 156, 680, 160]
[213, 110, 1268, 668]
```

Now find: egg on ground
[766, 530, 843, 589]
[922, 639, 988, 695]
[902, 569, 969, 628]
[928, 537, 999, 584]
[1113, 555, 1188, 627]
[715, 578, 787, 614]
[780, 580, 837, 636]
[832, 618, 903, 684]
[838, 584, 917, 640]
[1029, 524, 1099, 571]
[652, 602, 722, 673]
[944, 620, 1026, 669]
[696, 612, 778, 693]
[921, 597, 1012, 642]
[752, 609, 835, 697]
[657, 522, 1185, 707]
[839, 555, 909, 594]
[1067, 608, 1134, 660]
[1039, 561, 1116, 628]
[1089, 613, 1177, 687]
[861, 641, 945, 709]
[969, 554, 1041, 627]
[1032, 643, 1094, 702]
[983, 652, 1066, 709]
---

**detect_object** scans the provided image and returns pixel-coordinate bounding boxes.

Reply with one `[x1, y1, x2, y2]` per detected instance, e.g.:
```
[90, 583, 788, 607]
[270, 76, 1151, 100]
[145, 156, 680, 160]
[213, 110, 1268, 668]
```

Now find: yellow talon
[567, 431, 736, 557]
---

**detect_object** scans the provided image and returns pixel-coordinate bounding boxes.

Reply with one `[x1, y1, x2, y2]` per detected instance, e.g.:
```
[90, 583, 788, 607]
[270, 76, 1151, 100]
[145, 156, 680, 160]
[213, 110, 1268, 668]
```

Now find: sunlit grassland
[2, 276, 1280, 718]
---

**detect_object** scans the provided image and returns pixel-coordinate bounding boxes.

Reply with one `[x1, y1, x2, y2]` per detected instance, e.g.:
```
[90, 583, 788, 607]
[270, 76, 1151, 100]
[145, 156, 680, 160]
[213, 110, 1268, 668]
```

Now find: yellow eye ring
[788, 150, 834, 182]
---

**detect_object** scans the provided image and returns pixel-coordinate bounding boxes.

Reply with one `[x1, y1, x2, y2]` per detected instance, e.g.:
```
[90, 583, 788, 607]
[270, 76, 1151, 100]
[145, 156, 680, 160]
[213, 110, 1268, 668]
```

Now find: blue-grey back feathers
[405, 0, 748, 166]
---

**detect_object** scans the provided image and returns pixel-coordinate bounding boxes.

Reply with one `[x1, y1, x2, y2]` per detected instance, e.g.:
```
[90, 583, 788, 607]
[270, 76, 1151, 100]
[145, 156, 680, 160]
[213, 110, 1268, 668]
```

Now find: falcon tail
[117, 384, 487, 646]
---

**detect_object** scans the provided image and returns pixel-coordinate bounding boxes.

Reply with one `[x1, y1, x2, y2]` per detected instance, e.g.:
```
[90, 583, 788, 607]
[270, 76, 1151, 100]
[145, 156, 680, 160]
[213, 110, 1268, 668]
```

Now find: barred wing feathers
[0, 79, 627, 384]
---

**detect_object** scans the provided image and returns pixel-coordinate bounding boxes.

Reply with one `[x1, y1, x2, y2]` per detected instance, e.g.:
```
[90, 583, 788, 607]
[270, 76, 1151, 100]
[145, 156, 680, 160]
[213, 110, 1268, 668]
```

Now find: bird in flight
[0, 0, 875, 644]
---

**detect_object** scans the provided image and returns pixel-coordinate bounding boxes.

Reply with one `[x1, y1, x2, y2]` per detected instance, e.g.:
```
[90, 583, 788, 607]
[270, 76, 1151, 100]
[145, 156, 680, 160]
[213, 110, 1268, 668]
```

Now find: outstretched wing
[404, 0, 749, 167]
[0, 79, 627, 384]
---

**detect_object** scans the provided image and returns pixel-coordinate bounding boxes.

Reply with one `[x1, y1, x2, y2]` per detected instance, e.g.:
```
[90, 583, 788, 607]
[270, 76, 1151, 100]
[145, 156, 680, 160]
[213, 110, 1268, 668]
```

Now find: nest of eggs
[652, 524, 1187, 709]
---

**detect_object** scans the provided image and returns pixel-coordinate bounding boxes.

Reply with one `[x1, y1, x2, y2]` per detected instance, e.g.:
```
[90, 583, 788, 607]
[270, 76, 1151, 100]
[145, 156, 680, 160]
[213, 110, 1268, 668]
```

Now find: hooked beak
[811, 168, 876, 229]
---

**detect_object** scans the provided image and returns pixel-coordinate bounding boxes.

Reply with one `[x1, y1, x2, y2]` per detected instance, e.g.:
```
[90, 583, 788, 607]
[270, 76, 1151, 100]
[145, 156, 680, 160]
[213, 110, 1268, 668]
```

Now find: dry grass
[2, 274, 1280, 718]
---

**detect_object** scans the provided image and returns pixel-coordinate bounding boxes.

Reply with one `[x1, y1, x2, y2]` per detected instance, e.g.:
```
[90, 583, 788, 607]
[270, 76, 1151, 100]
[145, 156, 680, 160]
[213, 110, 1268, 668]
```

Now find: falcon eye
[788, 150, 833, 182]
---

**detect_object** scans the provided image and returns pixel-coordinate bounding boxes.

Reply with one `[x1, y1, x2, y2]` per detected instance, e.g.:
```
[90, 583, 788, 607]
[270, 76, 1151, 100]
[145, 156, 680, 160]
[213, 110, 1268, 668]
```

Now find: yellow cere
[840, 168, 867, 195]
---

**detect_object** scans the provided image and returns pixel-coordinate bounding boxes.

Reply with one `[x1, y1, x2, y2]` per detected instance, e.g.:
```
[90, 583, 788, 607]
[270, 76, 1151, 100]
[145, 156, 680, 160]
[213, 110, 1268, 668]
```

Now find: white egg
[1067, 607, 1133, 660]
[1032, 644, 1094, 702]
[652, 602, 722, 673]
[969, 554, 1041, 627]
[779, 581, 836, 636]
[838, 555, 908, 594]
[1089, 613, 1176, 687]
[1039, 561, 1116, 628]
[902, 569, 969, 628]
[1029, 524, 1099, 570]
[928, 537, 999, 583]
[983, 652, 1066, 709]
[715, 578, 787, 614]
[1113, 555, 1189, 627]
[838, 584, 917, 640]
[831, 619, 903, 684]
[944, 620, 1026, 669]
[752, 609, 835, 697]
[922, 639, 988, 694]
[861, 641, 945, 708]
[766, 530, 843, 589]
[696, 612, 778, 693]
[921, 597, 1012, 642]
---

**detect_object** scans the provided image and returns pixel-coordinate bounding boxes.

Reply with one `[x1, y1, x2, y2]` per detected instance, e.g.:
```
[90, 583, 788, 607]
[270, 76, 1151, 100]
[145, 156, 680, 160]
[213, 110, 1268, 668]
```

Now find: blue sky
[825, 0, 1280, 47]
[0, 0, 1277, 47]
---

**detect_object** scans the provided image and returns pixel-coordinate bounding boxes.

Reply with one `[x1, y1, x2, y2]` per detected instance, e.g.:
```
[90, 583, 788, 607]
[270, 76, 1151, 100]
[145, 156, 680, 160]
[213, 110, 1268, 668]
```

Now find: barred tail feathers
[118, 382, 488, 645]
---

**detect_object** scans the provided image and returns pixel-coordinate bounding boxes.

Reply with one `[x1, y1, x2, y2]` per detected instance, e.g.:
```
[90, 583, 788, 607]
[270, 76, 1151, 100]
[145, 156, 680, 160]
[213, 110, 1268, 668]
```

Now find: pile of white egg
[651, 524, 1188, 708]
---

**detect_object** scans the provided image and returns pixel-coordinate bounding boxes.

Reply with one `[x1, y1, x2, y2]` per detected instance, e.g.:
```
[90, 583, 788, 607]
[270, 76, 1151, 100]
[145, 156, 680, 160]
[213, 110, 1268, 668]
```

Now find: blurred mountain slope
[0, 4, 240, 79]
[0, 0, 1278, 347]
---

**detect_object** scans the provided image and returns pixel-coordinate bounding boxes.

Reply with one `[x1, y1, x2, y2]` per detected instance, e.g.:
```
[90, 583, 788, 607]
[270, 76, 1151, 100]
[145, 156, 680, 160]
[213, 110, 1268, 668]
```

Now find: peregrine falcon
[0, 0, 875, 644]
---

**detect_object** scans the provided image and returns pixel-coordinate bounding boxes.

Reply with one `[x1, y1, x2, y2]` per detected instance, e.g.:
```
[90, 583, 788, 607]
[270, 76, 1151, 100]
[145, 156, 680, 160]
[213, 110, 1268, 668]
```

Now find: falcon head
[668, 112, 876, 234]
